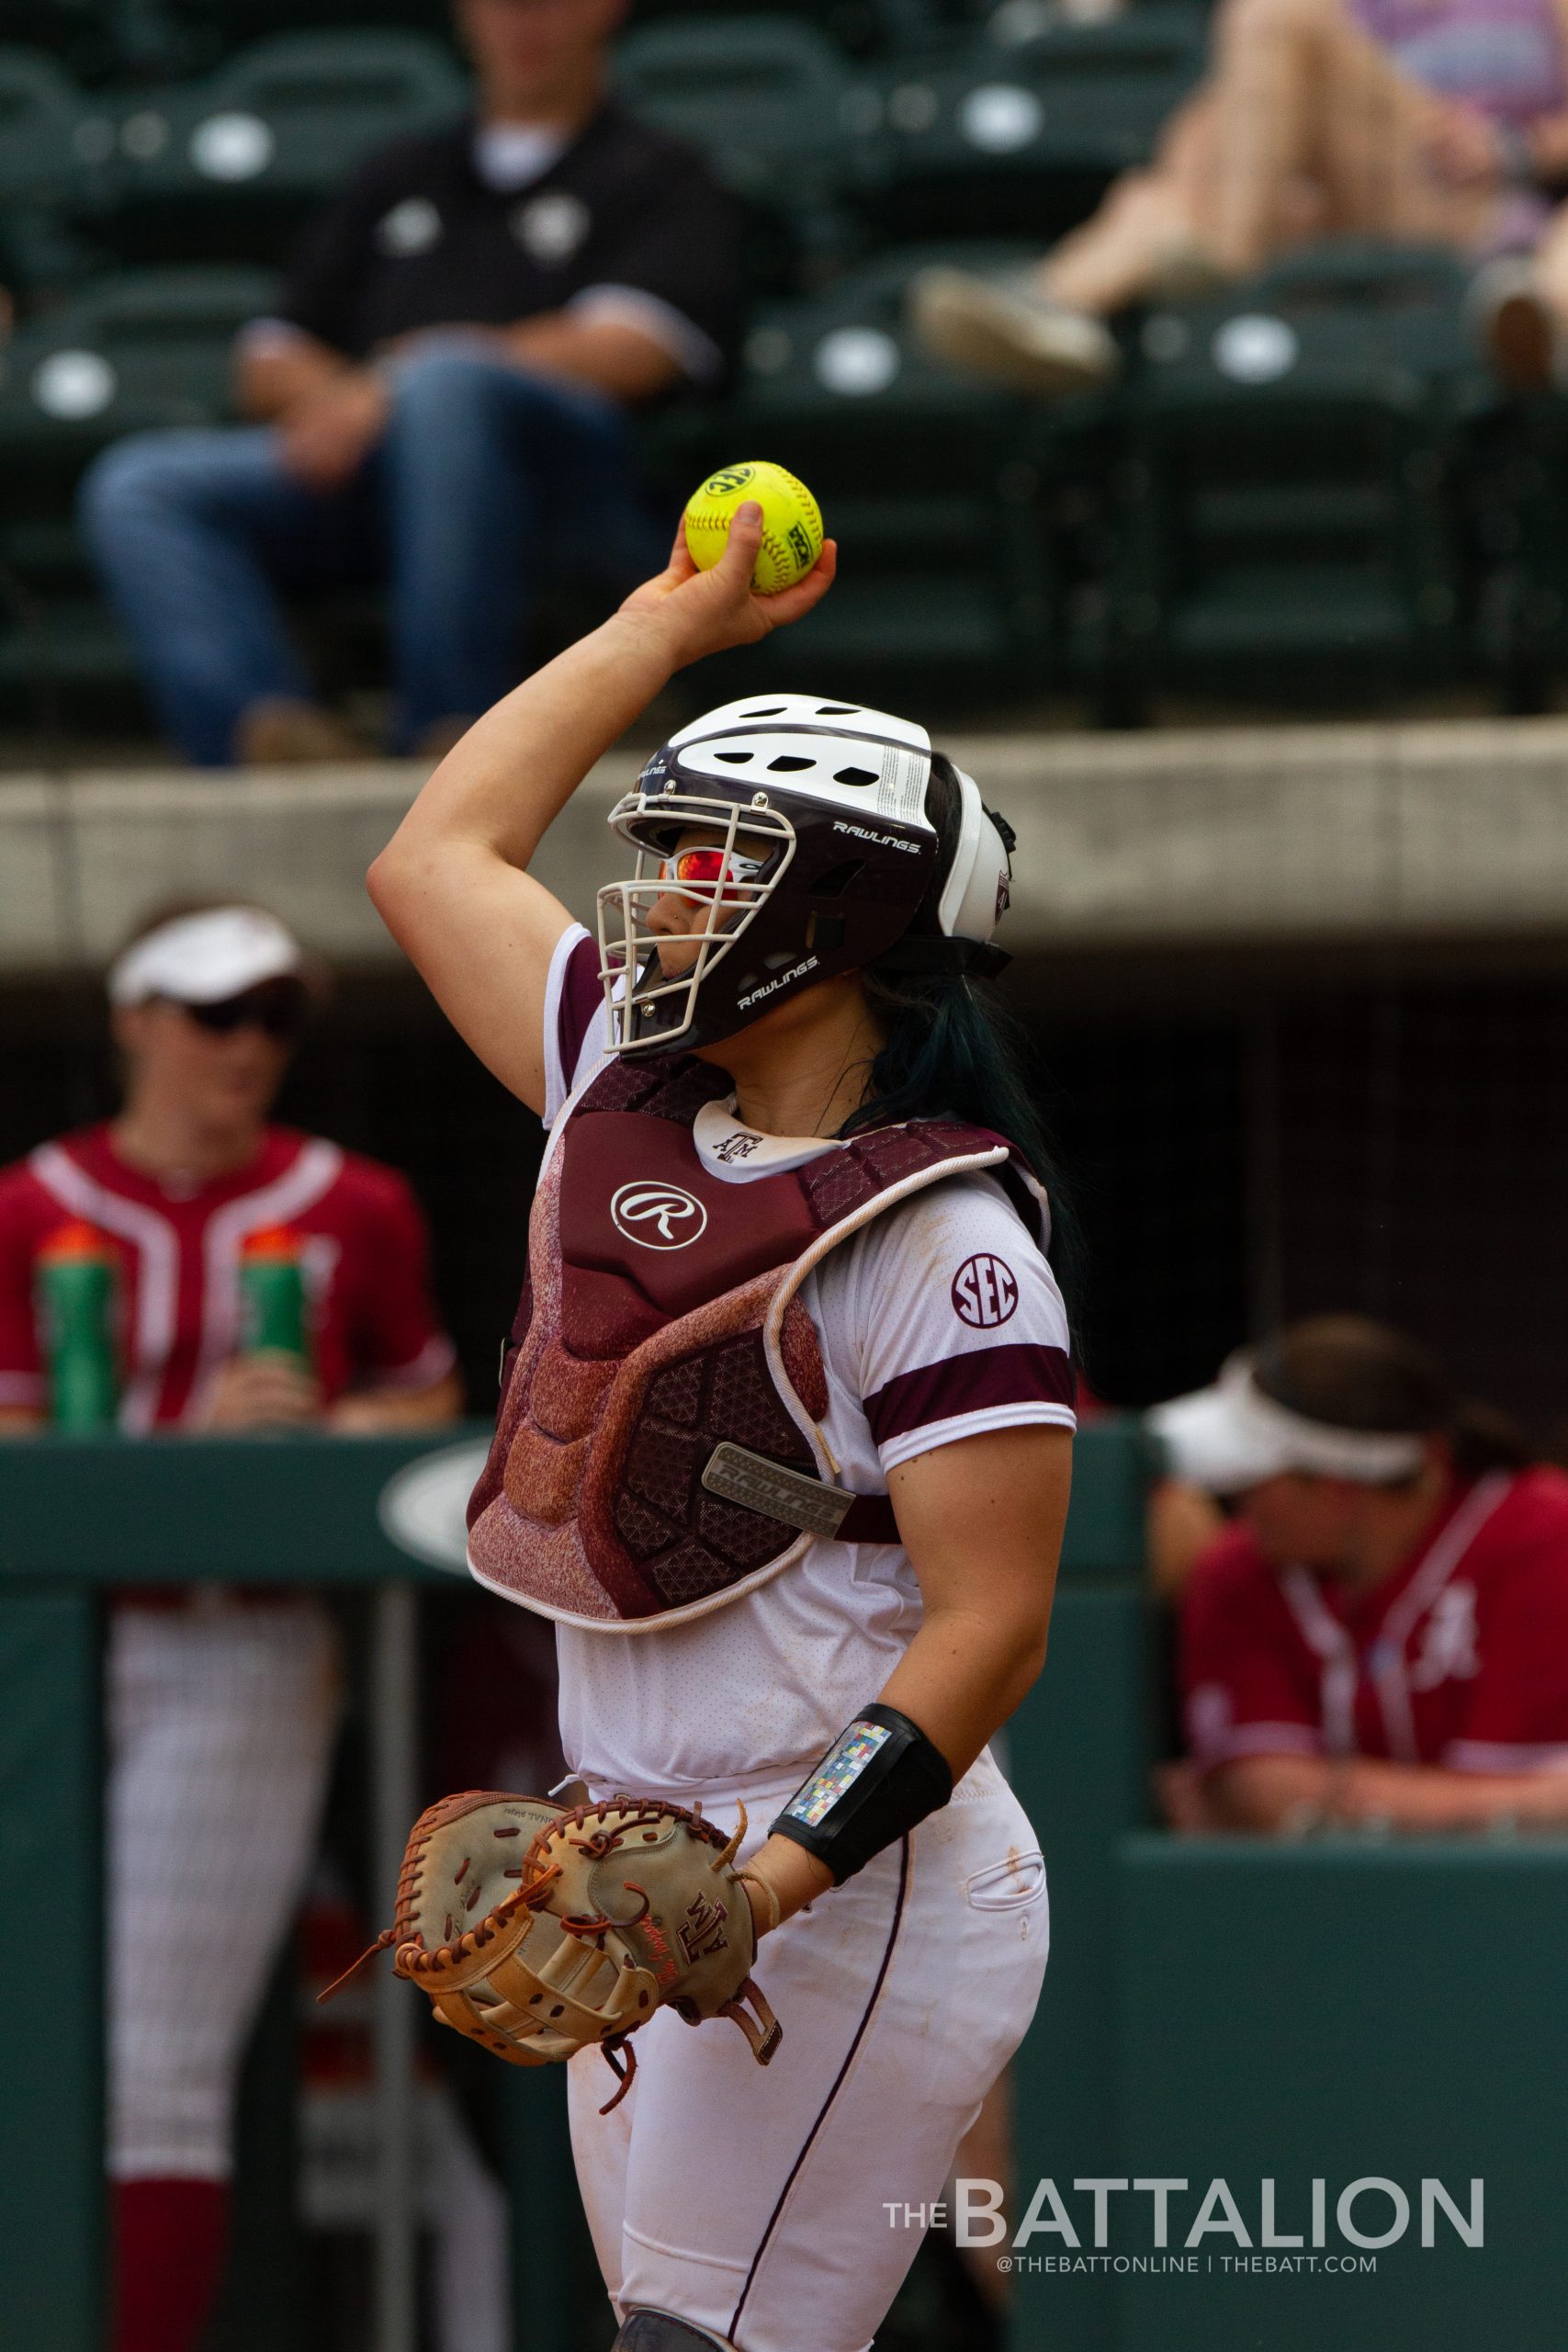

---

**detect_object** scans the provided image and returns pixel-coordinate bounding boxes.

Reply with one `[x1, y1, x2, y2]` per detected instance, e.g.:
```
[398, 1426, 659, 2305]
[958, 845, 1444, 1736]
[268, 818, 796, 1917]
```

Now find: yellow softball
[682, 460, 824, 595]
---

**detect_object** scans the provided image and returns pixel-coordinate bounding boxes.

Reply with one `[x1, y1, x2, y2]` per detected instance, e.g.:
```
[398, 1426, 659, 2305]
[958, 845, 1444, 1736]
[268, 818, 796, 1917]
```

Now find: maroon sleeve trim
[863, 1343, 1075, 1445]
[556, 932, 604, 1091]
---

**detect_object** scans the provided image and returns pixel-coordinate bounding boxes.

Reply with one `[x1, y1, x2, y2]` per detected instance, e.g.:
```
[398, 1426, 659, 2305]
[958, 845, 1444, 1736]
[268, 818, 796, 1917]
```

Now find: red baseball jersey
[1181, 1467, 1568, 1774]
[0, 1123, 455, 1428]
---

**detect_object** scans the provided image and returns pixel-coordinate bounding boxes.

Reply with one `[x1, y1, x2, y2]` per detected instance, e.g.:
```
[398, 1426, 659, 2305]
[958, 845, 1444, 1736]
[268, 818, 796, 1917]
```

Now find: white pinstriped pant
[107, 1600, 341, 2179]
[566, 1747, 1049, 2352]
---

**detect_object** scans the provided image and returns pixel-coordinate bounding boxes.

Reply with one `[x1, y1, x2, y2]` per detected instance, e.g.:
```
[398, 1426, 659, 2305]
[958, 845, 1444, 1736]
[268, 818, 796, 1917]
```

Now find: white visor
[1148, 1351, 1429, 1490]
[107, 907, 309, 1006]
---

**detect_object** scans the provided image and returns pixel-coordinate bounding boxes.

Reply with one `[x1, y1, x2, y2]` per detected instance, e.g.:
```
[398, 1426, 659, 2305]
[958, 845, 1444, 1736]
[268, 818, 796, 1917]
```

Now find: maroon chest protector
[465, 1055, 1024, 1631]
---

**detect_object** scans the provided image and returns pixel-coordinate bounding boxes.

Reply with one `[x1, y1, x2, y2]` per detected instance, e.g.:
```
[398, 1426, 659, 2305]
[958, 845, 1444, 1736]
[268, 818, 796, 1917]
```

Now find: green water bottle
[37, 1221, 120, 1429]
[239, 1227, 310, 1361]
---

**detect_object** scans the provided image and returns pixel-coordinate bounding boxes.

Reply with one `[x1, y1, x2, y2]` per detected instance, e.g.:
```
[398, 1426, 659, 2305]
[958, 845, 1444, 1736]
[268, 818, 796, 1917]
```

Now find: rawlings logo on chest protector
[464, 1057, 1024, 1632]
[611, 1182, 708, 1249]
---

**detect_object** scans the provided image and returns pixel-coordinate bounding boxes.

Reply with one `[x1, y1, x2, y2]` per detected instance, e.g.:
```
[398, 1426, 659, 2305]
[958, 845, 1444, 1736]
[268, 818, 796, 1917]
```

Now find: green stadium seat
[0, 45, 91, 196]
[1081, 240, 1495, 710]
[0, 265, 273, 440]
[873, 6, 1207, 242]
[619, 0, 885, 56]
[3, 2, 119, 85]
[0, 266, 274, 718]
[0, 48, 118, 298]
[615, 15, 884, 289]
[1471, 393, 1568, 710]
[84, 32, 468, 266]
[106, 0, 460, 81]
[646, 243, 1061, 692]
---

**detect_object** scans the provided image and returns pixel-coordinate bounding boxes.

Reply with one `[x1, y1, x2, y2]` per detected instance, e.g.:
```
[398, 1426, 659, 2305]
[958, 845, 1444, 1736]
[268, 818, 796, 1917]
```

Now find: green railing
[5, 1422, 1558, 2349]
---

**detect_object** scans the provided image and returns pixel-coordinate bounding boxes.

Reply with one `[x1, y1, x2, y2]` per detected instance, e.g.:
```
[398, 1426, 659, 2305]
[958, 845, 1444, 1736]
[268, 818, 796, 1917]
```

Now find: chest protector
[466, 1055, 1035, 1632]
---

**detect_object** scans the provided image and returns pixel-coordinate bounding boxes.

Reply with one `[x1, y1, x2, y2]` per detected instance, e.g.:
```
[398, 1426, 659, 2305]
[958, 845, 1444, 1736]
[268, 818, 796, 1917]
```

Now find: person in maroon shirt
[1150, 1316, 1568, 1836]
[0, 899, 459, 2352]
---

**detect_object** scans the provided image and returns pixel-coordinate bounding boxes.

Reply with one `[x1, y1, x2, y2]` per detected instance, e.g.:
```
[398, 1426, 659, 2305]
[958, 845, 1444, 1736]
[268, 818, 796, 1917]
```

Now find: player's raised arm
[367, 502, 836, 1114]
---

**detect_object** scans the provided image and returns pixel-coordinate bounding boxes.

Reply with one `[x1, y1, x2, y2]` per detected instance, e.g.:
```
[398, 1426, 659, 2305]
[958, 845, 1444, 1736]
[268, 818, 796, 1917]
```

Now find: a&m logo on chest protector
[611, 1181, 709, 1250]
[952, 1252, 1019, 1329]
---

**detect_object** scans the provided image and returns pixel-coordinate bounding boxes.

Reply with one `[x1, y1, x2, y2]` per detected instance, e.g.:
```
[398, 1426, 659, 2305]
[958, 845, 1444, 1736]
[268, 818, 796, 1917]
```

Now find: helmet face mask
[594, 693, 1013, 1058]
[597, 792, 799, 1054]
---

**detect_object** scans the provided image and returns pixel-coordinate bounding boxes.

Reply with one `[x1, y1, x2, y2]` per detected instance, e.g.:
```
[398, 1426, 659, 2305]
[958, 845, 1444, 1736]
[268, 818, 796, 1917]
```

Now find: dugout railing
[4, 1423, 1564, 2351]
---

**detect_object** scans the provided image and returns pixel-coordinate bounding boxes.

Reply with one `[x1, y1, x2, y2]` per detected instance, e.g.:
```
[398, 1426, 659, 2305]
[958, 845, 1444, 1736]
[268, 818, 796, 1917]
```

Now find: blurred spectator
[1472, 205, 1568, 387]
[911, 0, 1568, 395]
[0, 900, 459, 2352]
[1147, 1315, 1568, 1836]
[79, 0, 741, 766]
[1145, 1472, 1227, 1600]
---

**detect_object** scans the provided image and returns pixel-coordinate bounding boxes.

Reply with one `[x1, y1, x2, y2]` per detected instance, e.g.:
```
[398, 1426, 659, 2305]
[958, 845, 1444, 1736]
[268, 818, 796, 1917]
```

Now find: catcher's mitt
[325, 1789, 781, 2111]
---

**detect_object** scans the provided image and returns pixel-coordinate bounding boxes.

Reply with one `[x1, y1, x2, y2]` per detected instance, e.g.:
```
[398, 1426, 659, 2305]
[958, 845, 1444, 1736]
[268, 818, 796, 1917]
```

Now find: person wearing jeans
[80, 0, 740, 765]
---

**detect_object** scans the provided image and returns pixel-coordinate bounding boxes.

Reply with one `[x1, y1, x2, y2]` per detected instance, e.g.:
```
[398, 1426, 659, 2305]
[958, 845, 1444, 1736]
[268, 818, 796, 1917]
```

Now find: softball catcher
[365, 506, 1073, 2350]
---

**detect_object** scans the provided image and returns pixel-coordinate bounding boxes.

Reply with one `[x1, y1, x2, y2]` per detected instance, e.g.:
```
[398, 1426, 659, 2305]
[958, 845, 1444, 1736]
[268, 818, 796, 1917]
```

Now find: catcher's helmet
[596, 692, 1014, 1056]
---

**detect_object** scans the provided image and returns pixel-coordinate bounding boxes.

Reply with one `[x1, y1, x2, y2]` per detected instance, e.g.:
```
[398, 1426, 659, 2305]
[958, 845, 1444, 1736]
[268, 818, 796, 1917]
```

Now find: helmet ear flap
[936, 769, 1013, 944]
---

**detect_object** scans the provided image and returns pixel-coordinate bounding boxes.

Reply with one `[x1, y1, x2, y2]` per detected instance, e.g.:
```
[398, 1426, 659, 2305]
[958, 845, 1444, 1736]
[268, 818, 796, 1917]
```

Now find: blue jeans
[79, 345, 670, 764]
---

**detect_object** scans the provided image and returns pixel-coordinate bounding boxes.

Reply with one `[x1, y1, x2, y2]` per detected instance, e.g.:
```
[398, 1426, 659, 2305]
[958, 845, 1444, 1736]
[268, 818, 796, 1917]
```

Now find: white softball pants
[107, 1599, 341, 2179]
[566, 1746, 1049, 2352]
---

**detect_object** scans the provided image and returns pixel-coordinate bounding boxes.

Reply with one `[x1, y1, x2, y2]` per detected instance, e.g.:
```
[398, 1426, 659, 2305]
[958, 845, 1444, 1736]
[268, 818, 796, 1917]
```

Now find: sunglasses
[658, 846, 769, 904]
[177, 984, 308, 1041]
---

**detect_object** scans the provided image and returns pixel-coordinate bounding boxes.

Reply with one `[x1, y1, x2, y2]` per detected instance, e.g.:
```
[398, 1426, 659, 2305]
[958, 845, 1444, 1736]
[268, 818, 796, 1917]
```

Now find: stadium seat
[107, 0, 462, 80]
[1472, 395, 1568, 711]
[0, 48, 116, 298]
[646, 244, 1062, 693]
[82, 32, 468, 266]
[2, 2, 119, 85]
[1081, 241, 1495, 710]
[0, 266, 273, 718]
[615, 15, 885, 289]
[872, 5, 1207, 243]
[0, 43, 91, 192]
[618, 0, 886, 56]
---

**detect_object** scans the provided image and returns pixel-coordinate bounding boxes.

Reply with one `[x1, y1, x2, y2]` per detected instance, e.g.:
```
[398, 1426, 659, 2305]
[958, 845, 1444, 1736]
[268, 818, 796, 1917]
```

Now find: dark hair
[1252, 1314, 1532, 1480]
[840, 756, 1080, 1307]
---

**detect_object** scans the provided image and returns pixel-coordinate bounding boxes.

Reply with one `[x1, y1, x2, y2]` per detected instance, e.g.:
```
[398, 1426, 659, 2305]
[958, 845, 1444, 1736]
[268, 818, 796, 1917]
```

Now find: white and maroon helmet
[596, 691, 1015, 1055]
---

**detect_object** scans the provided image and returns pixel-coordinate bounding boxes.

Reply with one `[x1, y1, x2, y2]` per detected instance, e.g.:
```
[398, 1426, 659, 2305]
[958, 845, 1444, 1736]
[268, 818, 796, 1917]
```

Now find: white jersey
[536, 925, 1076, 1792]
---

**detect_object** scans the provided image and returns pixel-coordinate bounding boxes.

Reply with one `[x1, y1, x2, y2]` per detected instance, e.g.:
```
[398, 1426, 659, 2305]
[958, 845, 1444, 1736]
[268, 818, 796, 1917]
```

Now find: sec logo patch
[952, 1253, 1018, 1329]
[612, 1181, 708, 1250]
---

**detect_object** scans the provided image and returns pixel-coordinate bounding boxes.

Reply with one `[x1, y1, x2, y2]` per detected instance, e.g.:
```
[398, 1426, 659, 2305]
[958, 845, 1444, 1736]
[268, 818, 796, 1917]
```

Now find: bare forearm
[1206, 1754, 1337, 1830]
[1207, 1752, 1568, 1831]
[740, 1609, 1048, 1939]
[378, 314, 681, 402]
[878, 1604, 1049, 1784]
[235, 334, 354, 421]
[372, 605, 685, 879]
[367, 505, 834, 1111]
[1335, 1757, 1568, 1829]
[327, 1370, 462, 1432]
[502, 316, 682, 403]
[1527, 110, 1568, 178]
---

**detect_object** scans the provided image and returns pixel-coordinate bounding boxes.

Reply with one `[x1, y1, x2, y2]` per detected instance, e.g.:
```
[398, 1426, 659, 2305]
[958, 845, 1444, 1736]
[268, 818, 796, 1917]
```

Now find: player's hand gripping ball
[683, 460, 824, 594]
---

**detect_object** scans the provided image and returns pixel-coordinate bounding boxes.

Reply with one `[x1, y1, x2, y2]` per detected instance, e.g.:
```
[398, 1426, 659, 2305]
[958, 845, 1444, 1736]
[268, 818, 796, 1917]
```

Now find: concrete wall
[6, 715, 1568, 975]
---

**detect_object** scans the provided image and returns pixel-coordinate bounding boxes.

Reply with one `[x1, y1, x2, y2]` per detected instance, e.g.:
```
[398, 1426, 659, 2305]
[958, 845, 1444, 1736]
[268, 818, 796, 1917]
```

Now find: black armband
[768, 1704, 953, 1884]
